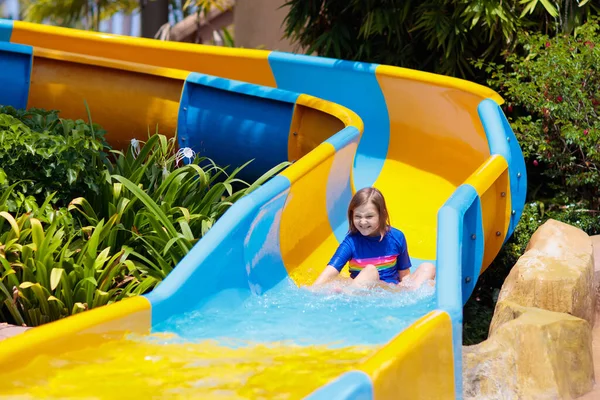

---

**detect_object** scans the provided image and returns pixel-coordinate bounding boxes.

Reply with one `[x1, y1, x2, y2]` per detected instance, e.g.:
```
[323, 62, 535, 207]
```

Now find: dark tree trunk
[140, 0, 169, 38]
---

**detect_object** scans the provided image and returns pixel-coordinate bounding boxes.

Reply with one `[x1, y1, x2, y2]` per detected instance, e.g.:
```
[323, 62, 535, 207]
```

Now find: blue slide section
[0, 41, 32, 109]
[178, 72, 300, 182]
[0, 19, 12, 42]
[478, 99, 528, 240]
[268, 52, 390, 193]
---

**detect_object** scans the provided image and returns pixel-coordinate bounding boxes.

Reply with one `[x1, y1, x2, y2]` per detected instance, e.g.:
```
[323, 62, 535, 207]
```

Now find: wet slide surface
[1, 283, 436, 399]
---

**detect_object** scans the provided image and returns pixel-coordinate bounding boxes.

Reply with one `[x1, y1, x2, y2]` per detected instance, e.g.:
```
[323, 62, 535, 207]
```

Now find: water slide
[0, 19, 527, 399]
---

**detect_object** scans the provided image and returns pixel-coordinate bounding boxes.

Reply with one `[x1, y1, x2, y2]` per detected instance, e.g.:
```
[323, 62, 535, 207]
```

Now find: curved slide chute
[0, 19, 526, 399]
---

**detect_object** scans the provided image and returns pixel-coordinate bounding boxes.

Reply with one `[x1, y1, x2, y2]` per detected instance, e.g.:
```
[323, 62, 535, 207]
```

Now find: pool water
[155, 279, 437, 347]
[0, 281, 436, 399]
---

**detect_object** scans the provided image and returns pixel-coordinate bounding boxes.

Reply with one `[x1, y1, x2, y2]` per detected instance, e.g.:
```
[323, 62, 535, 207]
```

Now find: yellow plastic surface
[280, 95, 362, 285]
[280, 142, 342, 285]
[12, 20, 276, 87]
[0, 335, 375, 399]
[374, 66, 503, 261]
[0, 296, 150, 372]
[463, 155, 511, 273]
[29, 47, 188, 148]
[288, 94, 361, 162]
[358, 310, 455, 399]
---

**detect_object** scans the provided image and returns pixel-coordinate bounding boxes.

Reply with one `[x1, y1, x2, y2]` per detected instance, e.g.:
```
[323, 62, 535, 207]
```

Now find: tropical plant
[0, 187, 137, 326]
[282, 0, 599, 79]
[71, 133, 290, 279]
[1, 126, 290, 326]
[0, 106, 111, 212]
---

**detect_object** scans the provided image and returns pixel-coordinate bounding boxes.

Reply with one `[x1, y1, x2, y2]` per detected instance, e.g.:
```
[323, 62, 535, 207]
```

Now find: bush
[475, 17, 600, 210]
[0, 106, 110, 211]
[70, 134, 290, 284]
[282, 0, 596, 79]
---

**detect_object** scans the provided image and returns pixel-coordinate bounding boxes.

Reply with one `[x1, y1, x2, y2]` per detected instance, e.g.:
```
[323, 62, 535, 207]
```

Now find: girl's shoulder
[387, 226, 407, 244]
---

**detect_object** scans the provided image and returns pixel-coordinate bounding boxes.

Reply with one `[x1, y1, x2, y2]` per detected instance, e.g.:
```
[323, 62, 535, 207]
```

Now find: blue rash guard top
[327, 227, 411, 284]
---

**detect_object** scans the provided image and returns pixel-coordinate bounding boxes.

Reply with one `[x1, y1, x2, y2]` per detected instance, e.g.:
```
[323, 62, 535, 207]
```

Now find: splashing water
[0, 281, 436, 399]
[156, 279, 436, 347]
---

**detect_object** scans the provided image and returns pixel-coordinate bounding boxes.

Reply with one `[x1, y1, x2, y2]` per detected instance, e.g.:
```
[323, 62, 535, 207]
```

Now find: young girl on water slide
[312, 187, 436, 291]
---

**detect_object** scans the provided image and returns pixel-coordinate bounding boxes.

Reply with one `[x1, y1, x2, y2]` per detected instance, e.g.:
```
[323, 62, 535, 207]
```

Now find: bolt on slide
[0, 19, 526, 399]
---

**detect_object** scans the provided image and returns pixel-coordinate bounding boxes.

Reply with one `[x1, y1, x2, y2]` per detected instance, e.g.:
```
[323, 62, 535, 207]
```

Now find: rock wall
[464, 219, 596, 399]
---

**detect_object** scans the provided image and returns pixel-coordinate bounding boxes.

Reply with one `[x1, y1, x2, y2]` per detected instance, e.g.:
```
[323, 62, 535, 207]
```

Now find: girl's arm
[313, 265, 340, 286]
[311, 236, 352, 287]
[399, 269, 411, 281]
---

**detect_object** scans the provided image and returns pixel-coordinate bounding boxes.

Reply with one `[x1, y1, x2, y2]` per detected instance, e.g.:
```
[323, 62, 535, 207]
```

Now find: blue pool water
[153, 279, 437, 347]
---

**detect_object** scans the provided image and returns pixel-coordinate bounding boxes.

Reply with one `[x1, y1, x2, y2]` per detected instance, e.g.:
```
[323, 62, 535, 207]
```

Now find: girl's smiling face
[352, 202, 380, 237]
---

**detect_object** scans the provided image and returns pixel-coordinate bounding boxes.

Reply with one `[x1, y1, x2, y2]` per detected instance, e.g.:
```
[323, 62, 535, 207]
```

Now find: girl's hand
[312, 265, 341, 286]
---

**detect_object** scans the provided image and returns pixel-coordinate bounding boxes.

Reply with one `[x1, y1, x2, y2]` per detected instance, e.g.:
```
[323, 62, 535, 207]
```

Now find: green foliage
[0, 108, 290, 326]
[477, 17, 600, 209]
[0, 106, 110, 212]
[71, 134, 291, 282]
[282, 0, 598, 79]
[0, 190, 135, 326]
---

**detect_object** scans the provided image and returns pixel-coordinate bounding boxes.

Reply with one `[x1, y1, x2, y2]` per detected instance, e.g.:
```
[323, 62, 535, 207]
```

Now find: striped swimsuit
[328, 227, 411, 284]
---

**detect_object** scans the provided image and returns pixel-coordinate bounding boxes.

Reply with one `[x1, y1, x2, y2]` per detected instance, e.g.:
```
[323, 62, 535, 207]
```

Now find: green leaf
[72, 302, 86, 315]
[112, 175, 191, 253]
[50, 268, 64, 291]
[68, 197, 99, 223]
[29, 218, 45, 251]
[67, 169, 77, 185]
[19, 281, 35, 289]
[539, 0, 559, 17]
[91, 289, 110, 308]
[0, 211, 20, 238]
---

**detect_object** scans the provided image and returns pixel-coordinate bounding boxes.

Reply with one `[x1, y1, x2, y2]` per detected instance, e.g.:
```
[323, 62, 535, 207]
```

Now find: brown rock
[526, 219, 592, 256]
[493, 219, 595, 329]
[464, 301, 594, 399]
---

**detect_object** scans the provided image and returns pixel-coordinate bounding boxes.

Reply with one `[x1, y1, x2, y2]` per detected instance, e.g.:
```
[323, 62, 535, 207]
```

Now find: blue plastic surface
[145, 175, 291, 326]
[436, 183, 484, 399]
[243, 184, 290, 295]
[177, 72, 299, 182]
[0, 41, 32, 109]
[324, 126, 361, 243]
[478, 99, 528, 241]
[0, 19, 12, 42]
[305, 371, 373, 400]
[268, 52, 389, 192]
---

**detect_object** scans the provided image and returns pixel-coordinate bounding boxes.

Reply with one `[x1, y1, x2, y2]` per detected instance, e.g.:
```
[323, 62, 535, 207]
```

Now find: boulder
[493, 219, 595, 328]
[464, 301, 594, 400]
